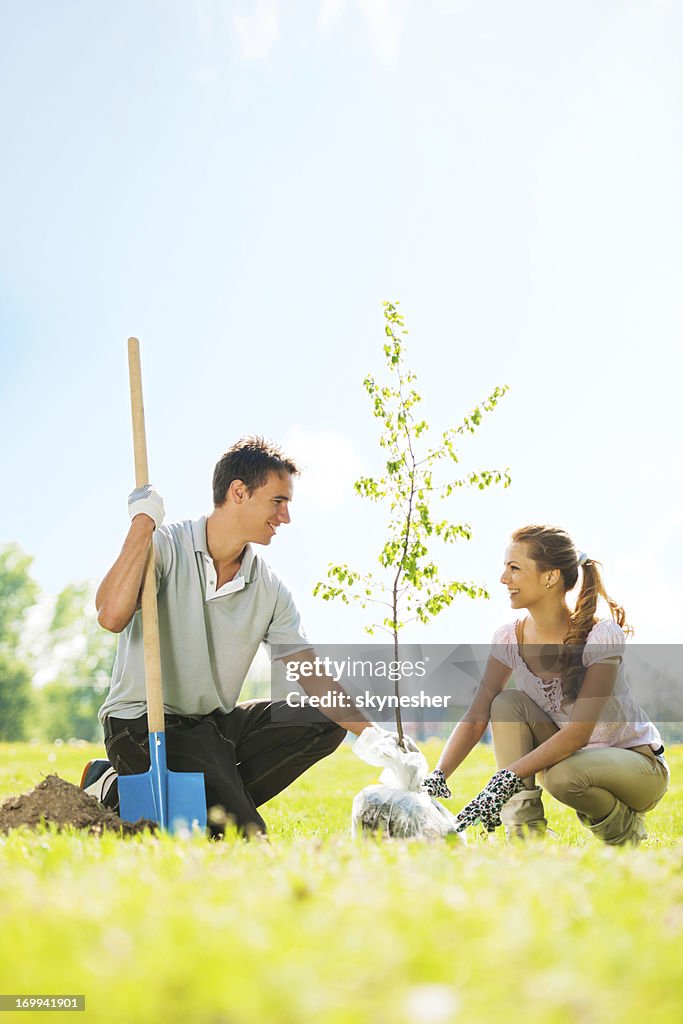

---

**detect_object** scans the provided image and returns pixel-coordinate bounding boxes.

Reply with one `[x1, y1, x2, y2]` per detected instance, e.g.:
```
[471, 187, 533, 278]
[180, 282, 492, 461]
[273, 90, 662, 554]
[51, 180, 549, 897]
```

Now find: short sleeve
[490, 622, 517, 669]
[582, 620, 626, 667]
[263, 583, 310, 659]
[152, 528, 174, 588]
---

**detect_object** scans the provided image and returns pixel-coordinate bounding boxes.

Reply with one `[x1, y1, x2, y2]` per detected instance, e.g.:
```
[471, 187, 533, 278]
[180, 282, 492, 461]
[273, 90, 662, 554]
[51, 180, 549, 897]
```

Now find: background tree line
[2, 541, 680, 746]
[0, 543, 116, 742]
[0, 541, 275, 744]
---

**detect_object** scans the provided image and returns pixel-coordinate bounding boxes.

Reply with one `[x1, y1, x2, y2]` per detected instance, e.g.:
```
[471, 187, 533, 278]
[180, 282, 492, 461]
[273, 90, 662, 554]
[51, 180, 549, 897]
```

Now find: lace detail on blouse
[534, 676, 563, 717]
[488, 618, 662, 749]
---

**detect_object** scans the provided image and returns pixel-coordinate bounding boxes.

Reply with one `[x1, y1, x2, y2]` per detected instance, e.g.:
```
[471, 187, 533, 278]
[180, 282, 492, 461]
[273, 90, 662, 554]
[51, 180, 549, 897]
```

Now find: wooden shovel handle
[127, 337, 165, 735]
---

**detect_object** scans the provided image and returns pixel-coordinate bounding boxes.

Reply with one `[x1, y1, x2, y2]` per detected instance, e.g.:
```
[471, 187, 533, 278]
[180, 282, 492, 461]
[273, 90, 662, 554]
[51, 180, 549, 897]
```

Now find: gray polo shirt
[98, 517, 309, 723]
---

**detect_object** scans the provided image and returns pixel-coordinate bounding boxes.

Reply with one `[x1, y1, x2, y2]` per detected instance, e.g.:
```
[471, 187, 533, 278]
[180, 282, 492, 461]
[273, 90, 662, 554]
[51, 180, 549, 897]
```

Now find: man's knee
[319, 721, 346, 757]
[207, 798, 267, 839]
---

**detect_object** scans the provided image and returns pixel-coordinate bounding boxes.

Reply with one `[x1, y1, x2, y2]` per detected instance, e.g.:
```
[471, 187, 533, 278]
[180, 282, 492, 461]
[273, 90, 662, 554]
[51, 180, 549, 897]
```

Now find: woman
[423, 525, 669, 845]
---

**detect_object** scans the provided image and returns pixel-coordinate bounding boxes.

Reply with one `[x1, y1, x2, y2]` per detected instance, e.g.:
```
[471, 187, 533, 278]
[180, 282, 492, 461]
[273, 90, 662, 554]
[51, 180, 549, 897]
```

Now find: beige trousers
[490, 689, 669, 822]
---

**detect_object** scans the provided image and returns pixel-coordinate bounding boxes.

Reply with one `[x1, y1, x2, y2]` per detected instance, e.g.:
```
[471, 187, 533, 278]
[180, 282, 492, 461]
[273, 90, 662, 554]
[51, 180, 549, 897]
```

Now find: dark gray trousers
[104, 699, 345, 836]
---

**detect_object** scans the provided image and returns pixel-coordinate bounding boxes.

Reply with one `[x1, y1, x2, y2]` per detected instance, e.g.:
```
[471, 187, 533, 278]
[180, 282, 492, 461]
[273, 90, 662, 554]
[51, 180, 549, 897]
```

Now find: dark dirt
[0, 774, 158, 837]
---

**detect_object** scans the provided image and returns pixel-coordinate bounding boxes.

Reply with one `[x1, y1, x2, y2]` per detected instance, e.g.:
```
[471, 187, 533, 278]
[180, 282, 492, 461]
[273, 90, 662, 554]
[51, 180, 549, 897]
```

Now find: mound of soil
[0, 775, 157, 837]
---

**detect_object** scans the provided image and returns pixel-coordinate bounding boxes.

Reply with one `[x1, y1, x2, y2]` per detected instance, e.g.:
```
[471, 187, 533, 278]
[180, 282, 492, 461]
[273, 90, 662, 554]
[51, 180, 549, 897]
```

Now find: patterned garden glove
[422, 769, 452, 800]
[454, 768, 525, 833]
[128, 485, 165, 530]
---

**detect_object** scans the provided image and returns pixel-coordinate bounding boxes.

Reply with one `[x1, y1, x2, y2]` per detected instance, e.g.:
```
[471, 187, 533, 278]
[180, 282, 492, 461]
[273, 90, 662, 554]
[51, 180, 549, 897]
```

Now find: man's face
[240, 471, 293, 545]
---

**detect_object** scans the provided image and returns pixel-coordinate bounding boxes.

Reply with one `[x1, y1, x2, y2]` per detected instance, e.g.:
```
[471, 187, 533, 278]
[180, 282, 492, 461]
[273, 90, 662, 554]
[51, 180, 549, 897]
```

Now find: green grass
[1, 741, 682, 1024]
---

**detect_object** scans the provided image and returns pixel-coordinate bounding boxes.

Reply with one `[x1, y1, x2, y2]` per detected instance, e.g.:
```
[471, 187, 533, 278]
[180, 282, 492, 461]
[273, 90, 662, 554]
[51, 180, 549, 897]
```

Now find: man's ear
[227, 479, 248, 504]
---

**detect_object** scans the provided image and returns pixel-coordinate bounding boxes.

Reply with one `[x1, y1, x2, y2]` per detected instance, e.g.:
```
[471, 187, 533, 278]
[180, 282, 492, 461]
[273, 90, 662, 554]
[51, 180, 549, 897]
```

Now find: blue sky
[1, 0, 682, 647]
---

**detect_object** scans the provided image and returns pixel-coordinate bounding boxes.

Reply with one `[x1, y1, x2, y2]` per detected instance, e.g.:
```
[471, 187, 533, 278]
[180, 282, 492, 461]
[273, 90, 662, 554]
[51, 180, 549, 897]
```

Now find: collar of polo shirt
[191, 515, 260, 600]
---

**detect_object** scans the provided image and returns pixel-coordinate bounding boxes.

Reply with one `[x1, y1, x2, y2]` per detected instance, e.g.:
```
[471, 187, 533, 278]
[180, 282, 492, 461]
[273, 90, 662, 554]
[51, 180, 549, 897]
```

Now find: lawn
[0, 740, 681, 1024]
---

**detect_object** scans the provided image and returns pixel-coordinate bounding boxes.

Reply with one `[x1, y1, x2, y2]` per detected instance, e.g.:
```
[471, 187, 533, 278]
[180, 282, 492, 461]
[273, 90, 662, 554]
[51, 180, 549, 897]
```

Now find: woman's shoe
[501, 786, 549, 841]
[577, 801, 647, 846]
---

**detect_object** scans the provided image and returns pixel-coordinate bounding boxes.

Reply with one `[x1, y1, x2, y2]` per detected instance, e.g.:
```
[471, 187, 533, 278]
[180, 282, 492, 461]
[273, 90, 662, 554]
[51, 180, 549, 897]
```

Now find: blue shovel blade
[118, 732, 207, 835]
[167, 771, 207, 834]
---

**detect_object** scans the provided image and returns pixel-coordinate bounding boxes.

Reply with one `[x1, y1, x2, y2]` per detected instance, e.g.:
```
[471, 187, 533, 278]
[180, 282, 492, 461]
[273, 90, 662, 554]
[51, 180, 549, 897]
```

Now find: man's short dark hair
[212, 436, 300, 507]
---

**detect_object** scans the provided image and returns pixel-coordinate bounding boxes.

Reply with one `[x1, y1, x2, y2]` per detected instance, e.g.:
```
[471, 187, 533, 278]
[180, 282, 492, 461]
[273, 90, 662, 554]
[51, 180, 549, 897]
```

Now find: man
[83, 436, 378, 836]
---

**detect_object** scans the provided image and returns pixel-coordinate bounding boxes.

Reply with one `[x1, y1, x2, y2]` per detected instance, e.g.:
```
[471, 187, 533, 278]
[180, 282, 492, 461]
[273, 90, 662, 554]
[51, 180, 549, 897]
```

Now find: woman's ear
[546, 568, 561, 588]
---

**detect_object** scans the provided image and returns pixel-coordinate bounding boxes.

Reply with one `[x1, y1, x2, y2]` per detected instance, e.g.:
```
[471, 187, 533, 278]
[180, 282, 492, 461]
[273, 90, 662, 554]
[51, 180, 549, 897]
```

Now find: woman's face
[500, 541, 549, 611]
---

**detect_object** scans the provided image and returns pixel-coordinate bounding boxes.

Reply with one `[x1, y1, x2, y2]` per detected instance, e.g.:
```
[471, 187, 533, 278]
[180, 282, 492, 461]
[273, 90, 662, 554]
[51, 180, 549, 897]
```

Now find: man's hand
[422, 768, 452, 799]
[368, 724, 420, 753]
[128, 485, 165, 530]
[454, 768, 525, 833]
[388, 730, 420, 754]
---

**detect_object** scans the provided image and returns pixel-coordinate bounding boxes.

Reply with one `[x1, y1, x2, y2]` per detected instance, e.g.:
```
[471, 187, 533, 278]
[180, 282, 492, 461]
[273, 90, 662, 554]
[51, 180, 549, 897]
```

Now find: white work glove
[128, 485, 165, 530]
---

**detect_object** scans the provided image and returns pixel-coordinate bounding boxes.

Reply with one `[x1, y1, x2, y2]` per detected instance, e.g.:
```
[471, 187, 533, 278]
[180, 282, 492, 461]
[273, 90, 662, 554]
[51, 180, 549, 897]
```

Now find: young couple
[84, 437, 668, 844]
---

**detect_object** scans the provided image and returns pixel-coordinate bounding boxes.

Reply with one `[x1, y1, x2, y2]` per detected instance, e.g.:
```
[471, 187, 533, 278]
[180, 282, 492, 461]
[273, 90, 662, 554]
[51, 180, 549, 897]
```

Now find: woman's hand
[454, 768, 525, 832]
[421, 769, 452, 799]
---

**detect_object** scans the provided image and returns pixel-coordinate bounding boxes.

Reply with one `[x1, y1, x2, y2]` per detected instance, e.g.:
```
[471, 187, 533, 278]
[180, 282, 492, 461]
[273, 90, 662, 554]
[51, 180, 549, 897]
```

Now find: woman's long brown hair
[511, 525, 632, 705]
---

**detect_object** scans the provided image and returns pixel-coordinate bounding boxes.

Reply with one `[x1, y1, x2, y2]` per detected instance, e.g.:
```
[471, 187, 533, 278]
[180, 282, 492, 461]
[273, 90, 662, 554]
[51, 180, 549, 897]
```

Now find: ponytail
[565, 559, 630, 645]
[561, 559, 632, 705]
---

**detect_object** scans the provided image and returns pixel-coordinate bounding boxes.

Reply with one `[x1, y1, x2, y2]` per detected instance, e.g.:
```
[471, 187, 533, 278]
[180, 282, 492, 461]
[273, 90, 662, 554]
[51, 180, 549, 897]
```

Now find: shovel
[118, 337, 207, 835]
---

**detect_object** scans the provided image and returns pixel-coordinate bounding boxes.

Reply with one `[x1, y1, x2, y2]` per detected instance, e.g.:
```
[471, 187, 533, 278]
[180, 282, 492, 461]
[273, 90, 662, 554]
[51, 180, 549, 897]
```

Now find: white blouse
[490, 619, 662, 750]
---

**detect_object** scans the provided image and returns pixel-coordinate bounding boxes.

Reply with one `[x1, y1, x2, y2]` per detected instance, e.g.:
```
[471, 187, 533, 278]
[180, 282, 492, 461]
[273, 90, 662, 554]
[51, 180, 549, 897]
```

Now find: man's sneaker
[80, 759, 119, 811]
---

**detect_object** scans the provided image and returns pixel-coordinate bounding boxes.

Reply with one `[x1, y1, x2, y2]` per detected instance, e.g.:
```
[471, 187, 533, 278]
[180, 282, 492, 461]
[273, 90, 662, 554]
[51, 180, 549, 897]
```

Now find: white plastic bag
[351, 726, 464, 841]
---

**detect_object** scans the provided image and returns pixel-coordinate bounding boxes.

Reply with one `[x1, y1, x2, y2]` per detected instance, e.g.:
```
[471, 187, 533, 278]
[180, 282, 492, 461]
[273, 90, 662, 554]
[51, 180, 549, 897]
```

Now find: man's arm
[96, 516, 155, 633]
[279, 649, 374, 736]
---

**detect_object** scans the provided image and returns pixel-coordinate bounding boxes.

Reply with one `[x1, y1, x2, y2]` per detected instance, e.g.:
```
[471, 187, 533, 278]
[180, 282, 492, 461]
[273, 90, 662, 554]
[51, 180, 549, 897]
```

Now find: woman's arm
[435, 656, 513, 778]
[504, 658, 620, 780]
